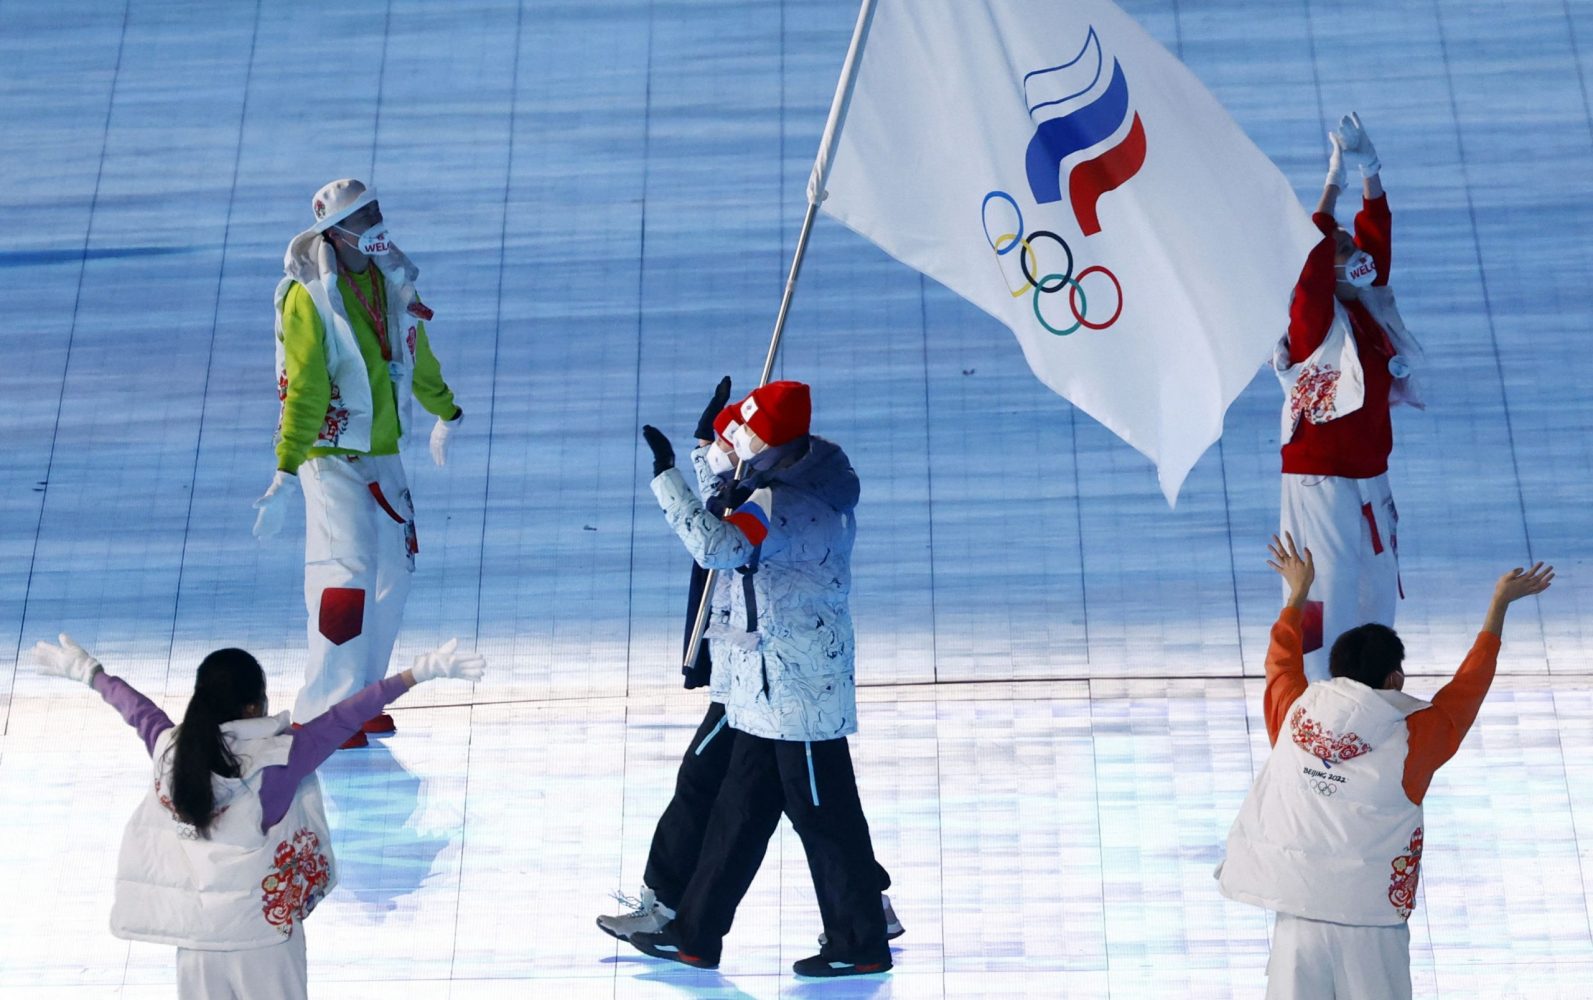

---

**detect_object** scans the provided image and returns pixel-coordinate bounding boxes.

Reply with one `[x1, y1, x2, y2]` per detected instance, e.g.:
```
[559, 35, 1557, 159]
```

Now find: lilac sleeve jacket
[92, 670, 410, 831]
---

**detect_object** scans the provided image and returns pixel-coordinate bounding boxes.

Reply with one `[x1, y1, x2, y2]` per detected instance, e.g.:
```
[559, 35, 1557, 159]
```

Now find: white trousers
[1267, 912, 1411, 1000]
[295, 453, 416, 721]
[176, 928, 307, 1000]
[1280, 473, 1400, 681]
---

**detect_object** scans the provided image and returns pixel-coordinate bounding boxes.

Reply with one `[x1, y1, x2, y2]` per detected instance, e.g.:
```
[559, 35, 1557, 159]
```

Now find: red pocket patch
[318, 588, 366, 646]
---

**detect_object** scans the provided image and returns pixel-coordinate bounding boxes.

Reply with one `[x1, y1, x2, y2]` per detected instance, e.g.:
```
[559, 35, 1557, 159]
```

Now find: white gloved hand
[252, 470, 299, 540]
[32, 633, 103, 685]
[1334, 111, 1380, 178]
[410, 637, 486, 684]
[1324, 132, 1348, 190]
[430, 410, 462, 468]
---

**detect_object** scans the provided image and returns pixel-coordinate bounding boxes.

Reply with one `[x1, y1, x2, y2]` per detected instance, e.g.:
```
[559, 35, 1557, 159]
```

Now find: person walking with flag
[250, 179, 466, 745]
[596, 380, 901, 949]
[624, 381, 894, 978]
[1217, 534, 1551, 998]
[1274, 113, 1425, 679]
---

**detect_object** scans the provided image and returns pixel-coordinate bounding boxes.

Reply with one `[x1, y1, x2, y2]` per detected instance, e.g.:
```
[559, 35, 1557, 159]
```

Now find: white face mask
[341, 221, 393, 257]
[1338, 250, 1376, 288]
[726, 423, 764, 464]
[706, 444, 736, 476]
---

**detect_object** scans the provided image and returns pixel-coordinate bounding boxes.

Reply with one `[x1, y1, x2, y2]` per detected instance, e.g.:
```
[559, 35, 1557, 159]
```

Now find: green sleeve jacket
[275, 268, 457, 474]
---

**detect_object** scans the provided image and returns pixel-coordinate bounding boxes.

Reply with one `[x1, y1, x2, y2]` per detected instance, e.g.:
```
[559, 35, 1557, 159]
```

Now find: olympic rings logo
[1309, 779, 1337, 797]
[981, 190, 1124, 337]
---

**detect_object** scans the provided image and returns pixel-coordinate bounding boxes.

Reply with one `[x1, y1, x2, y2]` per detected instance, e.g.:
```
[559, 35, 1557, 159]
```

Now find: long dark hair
[169, 649, 266, 838]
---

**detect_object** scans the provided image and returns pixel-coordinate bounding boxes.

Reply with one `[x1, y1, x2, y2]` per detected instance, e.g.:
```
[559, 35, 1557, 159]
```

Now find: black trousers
[643, 703, 893, 915]
[670, 730, 890, 963]
[643, 701, 734, 908]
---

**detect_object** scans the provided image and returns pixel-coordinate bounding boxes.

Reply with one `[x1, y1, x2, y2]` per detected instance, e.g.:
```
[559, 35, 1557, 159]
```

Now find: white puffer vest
[111, 714, 337, 950]
[1217, 678, 1429, 926]
[274, 230, 427, 453]
[1273, 286, 1424, 445]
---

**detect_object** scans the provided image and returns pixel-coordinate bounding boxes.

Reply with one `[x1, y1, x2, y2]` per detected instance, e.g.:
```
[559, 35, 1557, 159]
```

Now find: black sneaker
[820, 892, 904, 948]
[792, 952, 893, 978]
[627, 929, 719, 970]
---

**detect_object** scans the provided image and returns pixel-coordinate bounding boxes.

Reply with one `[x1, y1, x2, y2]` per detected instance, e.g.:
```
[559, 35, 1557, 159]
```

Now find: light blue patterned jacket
[650, 436, 860, 742]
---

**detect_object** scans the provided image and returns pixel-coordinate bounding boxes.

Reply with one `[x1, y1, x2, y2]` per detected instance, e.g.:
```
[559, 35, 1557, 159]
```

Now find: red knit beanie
[712, 404, 740, 441]
[736, 381, 811, 447]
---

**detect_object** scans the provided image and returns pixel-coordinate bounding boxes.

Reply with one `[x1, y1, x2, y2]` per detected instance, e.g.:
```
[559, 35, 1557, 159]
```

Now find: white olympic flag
[818, 0, 1322, 504]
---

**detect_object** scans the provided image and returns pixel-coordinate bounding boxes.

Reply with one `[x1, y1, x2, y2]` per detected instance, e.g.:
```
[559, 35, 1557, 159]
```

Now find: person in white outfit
[29, 633, 484, 1000]
[1217, 534, 1552, 998]
[1274, 113, 1425, 679]
[252, 178, 466, 746]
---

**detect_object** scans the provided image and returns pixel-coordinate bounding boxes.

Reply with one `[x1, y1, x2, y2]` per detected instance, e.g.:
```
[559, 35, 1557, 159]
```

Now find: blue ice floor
[1, 1, 1590, 997]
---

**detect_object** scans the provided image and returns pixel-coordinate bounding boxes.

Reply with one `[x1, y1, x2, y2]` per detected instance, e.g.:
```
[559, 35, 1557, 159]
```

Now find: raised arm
[93, 672, 175, 755]
[1336, 112, 1392, 282]
[689, 377, 737, 500]
[1402, 563, 1554, 803]
[32, 635, 173, 755]
[1262, 533, 1316, 744]
[257, 672, 413, 829]
[1288, 235, 1339, 364]
[1314, 127, 1346, 218]
[644, 425, 760, 571]
[257, 639, 486, 831]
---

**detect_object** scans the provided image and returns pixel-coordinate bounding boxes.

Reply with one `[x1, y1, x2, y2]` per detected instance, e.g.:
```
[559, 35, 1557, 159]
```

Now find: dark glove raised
[694, 376, 733, 442]
[642, 424, 675, 477]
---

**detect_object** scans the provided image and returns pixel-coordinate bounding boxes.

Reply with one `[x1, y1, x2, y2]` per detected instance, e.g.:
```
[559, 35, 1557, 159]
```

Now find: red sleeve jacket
[1280, 196, 1398, 479]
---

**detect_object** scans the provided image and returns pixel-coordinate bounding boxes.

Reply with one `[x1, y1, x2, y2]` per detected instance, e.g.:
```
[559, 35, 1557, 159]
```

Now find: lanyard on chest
[338, 261, 392, 361]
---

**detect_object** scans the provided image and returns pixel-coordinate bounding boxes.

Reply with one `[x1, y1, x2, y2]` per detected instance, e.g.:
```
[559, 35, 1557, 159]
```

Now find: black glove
[693, 376, 733, 442]
[642, 424, 675, 477]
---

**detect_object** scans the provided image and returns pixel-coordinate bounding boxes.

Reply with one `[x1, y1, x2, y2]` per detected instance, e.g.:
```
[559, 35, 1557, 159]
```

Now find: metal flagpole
[681, 0, 880, 669]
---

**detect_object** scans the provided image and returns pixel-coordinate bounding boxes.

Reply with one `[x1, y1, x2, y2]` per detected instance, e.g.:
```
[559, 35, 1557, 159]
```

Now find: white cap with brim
[284, 177, 421, 318]
[310, 178, 379, 233]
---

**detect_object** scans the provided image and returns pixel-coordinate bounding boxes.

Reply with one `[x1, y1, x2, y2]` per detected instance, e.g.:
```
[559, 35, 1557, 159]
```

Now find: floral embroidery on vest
[1290, 364, 1341, 425]
[406, 324, 417, 357]
[321, 383, 351, 446]
[1289, 706, 1373, 765]
[260, 828, 333, 937]
[1387, 826, 1423, 918]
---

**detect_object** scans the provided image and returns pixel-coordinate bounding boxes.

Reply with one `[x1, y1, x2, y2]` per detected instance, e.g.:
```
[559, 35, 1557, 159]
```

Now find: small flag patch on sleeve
[725, 501, 770, 547]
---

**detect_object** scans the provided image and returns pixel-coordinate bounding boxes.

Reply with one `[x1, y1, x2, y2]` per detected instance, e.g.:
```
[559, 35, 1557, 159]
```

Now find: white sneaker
[819, 892, 904, 948]
[596, 887, 675, 941]
[882, 892, 904, 939]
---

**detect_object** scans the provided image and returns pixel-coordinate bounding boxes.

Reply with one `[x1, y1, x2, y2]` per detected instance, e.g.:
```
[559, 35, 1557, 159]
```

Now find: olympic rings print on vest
[1217, 677, 1428, 926]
